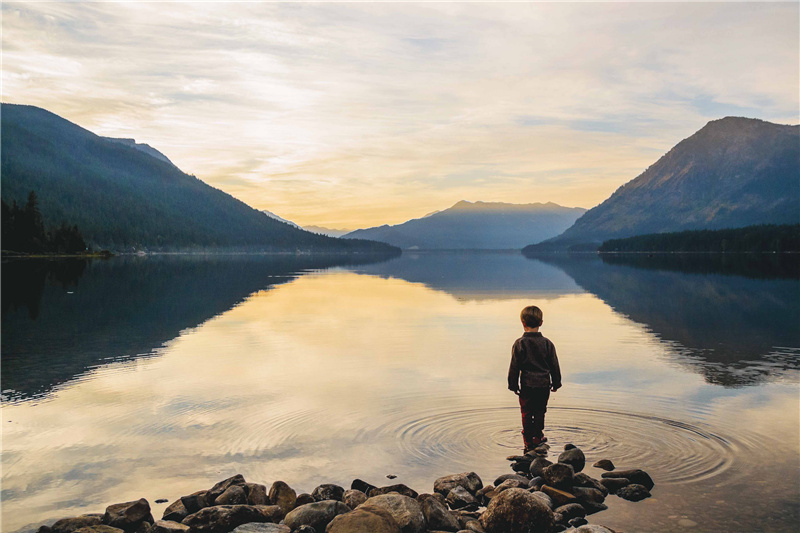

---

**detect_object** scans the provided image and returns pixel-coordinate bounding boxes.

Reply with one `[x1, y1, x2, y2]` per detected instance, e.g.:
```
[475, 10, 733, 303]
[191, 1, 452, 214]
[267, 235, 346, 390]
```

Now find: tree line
[2, 191, 87, 254]
[598, 224, 800, 253]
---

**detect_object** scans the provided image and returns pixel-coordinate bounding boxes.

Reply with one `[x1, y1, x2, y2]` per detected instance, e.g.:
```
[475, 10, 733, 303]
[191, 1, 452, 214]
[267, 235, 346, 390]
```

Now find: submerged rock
[601, 469, 654, 491]
[616, 483, 652, 502]
[592, 459, 615, 471]
[479, 488, 553, 533]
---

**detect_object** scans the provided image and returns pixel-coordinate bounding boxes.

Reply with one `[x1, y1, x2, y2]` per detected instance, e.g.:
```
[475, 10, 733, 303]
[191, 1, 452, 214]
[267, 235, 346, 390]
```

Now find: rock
[283, 501, 350, 531]
[387, 474, 397, 479]
[528, 457, 553, 477]
[528, 491, 554, 510]
[232, 524, 290, 533]
[510, 461, 531, 474]
[552, 512, 564, 525]
[554, 503, 585, 521]
[582, 501, 609, 515]
[370, 484, 419, 499]
[325, 508, 402, 533]
[180, 491, 210, 515]
[162, 500, 188, 522]
[312, 483, 345, 502]
[564, 444, 576, 451]
[268, 481, 297, 515]
[528, 477, 545, 491]
[573, 473, 609, 496]
[73, 527, 123, 533]
[542, 463, 574, 491]
[616, 483, 652, 502]
[433, 472, 483, 497]
[479, 488, 554, 533]
[155, 500, 169, 504]
[360, 493, 426, 533]
[215, 485, 248, 506]
[493, 474, 529, 487]
[37, 526, 52, 533]
[295, 493, 315, 506]
[51, 516, 103, 533]
[574, 526, 615, 533]
[572, 487, 605, 505]
[557, 448, 586, 473]
[532, 443, 550, 456]
[208, 475, 247, 503]
[181, 505, 282, 533]
[494, 479, 528, 494]
[415, 494, 460, 532]
[103, 499, 154, 532]
[294, 527, 316, 533]
[351, 479, 378, 495]
[539, 486, 577, 508]
[343, 489, 368, 509]
[446, 486, 478, 510]
[475, 485, 496, 505]
[599, 477, 630, 494]
[463, 519, 486, 533]
[505, 455, 532, 463]
[149, 520, 190, 533]
[601, 469, 654, 490]
[245, 483, 270, 506]
[592, 460, 615, 471]
[568, 517, 588, 527]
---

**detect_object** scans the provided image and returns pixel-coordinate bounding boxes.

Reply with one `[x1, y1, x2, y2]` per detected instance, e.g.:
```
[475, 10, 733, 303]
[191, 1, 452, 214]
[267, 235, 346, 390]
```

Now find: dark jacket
[508, 331, 561, 391]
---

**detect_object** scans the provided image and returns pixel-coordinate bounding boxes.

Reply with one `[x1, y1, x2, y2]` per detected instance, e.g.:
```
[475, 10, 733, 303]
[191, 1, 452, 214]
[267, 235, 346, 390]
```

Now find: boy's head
[520, 305, 543, 328]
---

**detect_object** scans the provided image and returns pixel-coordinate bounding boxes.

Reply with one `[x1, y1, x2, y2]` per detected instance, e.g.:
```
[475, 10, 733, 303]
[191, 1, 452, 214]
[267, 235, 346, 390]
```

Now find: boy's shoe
[530, 436, 548, 446]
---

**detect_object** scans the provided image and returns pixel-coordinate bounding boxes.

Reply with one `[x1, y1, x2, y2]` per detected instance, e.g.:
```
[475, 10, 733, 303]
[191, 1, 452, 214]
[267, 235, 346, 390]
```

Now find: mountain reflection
[533, 253, 800, 387]
[1, 254, 394, 402]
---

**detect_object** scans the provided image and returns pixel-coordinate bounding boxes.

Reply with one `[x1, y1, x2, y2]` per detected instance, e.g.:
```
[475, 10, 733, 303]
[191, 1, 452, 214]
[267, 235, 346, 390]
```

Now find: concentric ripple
[390, 405, 750, 485]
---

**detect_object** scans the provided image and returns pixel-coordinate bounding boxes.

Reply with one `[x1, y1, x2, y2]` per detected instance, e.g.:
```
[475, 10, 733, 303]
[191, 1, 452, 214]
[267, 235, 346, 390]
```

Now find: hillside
[530, 117, 799, 251]
[0, 104, 397, 254]
[343, 200, 586, 249]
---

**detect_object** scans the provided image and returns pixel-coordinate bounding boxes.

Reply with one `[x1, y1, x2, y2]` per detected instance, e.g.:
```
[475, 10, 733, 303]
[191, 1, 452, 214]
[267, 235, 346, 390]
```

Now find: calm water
[2, 252, 799, 532]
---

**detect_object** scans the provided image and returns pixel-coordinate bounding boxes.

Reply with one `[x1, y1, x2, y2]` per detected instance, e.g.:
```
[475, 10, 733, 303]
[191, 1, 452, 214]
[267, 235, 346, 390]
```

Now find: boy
[508, 305, 561, 452]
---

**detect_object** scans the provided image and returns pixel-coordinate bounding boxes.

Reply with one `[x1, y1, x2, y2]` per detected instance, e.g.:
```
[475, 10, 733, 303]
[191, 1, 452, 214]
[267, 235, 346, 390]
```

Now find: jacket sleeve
[508, 341, 521, 391]
[548, 340, 562, 389]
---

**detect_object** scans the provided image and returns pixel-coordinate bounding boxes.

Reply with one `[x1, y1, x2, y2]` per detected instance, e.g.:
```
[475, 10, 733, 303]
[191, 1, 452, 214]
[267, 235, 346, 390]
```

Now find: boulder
[557, 448, 585, 473]
[149, 521, 190, 533]
[573, 473, 609, 496]
[542, 463, 574, 491]
[433, 473, 483, 497]
[51, 516, 103, 533]
[592, 460, 615, 471]
[553, 503, 585, 521]
[180, 491, 210, 514]
[418, 494, 460, 532]
[616, 483, 652, 502]
[351, 479, 378, 495]
[312, 484, 345, 502]
[182, 505, 281, 533]
[463, 519, 486, 532]
[370, 484, 419, 499]
[343, 489, 368, 509]
[283, 501, 350, 532]
[571, 487, 605, 505]
[601, 469, 654, 490]
[295, 493, 315, 507]
[208, 475, 247, 503]
[475, 485, 496, 505]
[103, 499, 154, 532]
[528, 491, 553, 510]
[539, 486, 577, 508]
[479, 488, 554, 533]
[73, 527, 123, 533]
[215, 485, 248, 506]
[245, 483, 270, 506]
[232, 524, 290, 533]
[360, 493, 426, 533]
[528, 457, 553, 478]
[493, 474, 529, 487]
[599, 477, 630, 494]
[325, 508, 402, 533]
[446, 486, 478, 510]
[494, 479, 528, 494]
[564, 444, 576, 451]
[528, 477, 545, 491]
[162, 499, 189, 522]
[268, 481, 297, 516]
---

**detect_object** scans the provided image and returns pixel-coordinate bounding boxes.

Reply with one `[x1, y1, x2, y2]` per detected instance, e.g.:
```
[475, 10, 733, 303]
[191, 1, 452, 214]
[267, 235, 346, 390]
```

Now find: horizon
[3, 2, 798, 228]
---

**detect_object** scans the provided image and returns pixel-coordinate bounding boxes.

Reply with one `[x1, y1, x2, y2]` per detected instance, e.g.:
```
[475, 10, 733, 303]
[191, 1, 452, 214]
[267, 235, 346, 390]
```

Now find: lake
[2, 252, 799, 532]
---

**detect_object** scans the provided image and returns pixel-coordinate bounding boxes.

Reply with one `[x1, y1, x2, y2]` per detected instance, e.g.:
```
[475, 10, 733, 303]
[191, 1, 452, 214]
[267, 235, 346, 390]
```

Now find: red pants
[519, 387, 550, 447]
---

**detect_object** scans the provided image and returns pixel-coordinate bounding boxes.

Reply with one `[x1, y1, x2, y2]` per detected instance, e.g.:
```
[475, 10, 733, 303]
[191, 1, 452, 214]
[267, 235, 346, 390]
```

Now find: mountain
[343, 200, 586, 249]
[102, 137, 176, 167]
[304, 225, 353, 238]
[529, 117, 800, 251]
[262, 209, 302, 229]
[0, 103, 397, 254]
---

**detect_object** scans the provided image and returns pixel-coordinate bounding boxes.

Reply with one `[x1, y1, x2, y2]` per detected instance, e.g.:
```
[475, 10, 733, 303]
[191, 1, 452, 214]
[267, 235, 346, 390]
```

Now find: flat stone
[479, 488, 554, 533]
[592, 460, 615, 471]
[601, 469, 654, 490]
[539, 485, 577, 507]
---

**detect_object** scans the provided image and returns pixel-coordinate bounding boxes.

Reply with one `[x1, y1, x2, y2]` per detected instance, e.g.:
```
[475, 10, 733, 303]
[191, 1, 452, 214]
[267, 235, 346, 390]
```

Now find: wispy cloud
[3, 2, 797, 227]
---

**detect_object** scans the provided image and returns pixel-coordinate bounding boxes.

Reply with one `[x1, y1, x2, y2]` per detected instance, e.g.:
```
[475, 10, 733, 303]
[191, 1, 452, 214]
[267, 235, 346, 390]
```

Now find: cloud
[2, 2, 797, 227]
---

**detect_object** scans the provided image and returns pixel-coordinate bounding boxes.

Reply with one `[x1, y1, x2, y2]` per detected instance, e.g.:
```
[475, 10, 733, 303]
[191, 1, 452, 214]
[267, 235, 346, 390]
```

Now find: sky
[3, 2, 798, 229]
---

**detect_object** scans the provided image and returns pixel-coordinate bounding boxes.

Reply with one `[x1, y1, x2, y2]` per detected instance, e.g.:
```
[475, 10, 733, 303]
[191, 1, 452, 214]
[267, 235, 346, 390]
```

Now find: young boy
[508, 305, 561, 452]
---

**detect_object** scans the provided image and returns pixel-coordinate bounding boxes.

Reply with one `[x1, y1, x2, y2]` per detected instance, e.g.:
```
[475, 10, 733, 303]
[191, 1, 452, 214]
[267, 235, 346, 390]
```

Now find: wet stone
[542, 463, 574, 491]
[600, 477, 630, 494]
[601, 469, 654, 491]
[351, 478, 378, 496]
[312, 483, 345, 502]
[557, 448, 586, 473]
[370, 483, 419, 499]
[616, 483, 652, 502]
[529, 457, 553, 478]
[295, 493, 315, 506]
[343, 488, 368, 509]
[592, 459, 615, 471]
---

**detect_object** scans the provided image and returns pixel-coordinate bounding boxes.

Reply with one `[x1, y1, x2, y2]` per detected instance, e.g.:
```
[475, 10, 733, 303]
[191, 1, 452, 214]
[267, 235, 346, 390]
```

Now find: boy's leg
[518, 389, 538, 449]
[530, 387, 551, 439]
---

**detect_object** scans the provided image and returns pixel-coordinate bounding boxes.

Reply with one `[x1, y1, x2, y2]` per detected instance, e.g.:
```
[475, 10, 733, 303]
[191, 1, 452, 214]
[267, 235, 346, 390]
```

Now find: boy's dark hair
[521, 305, 543, 328]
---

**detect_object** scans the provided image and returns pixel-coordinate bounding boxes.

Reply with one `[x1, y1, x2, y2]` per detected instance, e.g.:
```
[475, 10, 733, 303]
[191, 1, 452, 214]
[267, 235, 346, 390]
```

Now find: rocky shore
[38, 443, 652, 533]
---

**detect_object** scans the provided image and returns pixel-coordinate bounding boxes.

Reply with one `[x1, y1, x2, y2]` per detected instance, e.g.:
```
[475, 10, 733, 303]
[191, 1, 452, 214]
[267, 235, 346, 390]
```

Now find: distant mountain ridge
[0, 103, 397, 254]
[344, 200, 586, 249]
[531, 117, 799, 251]
[102, 137, 176, 167]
